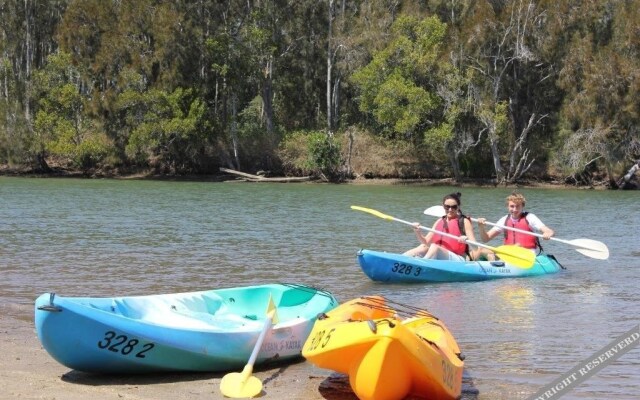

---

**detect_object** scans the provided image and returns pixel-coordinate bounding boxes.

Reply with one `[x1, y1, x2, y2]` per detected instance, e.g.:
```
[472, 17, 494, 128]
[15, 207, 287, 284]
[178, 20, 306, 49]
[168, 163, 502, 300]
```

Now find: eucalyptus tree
[551, 0, 640, 187]
[188, 0, 326, 172]
[57, 0, 201, 169]
[0, 0, 67, 165]
[461, 0, 556, 183]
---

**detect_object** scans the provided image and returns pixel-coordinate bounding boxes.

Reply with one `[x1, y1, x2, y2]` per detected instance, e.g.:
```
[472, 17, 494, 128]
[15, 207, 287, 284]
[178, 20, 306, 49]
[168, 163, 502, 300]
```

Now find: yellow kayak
[302, 296, 464, 400]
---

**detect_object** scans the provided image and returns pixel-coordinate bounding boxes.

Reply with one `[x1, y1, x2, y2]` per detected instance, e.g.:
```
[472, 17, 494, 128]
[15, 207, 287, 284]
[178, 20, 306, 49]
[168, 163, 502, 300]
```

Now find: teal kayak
[35, 283, 338, 374]
[357, 249, 563, 283]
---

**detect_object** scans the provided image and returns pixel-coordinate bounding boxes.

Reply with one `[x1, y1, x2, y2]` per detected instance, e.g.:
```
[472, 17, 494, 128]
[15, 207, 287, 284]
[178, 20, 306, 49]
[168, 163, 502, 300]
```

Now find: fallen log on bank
[616, 160, 639, 189]
[220, 168, 314, 183]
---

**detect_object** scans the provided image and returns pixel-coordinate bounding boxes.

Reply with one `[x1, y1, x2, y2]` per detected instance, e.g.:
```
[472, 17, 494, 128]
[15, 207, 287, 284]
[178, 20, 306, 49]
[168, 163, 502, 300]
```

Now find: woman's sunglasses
[443, 204, 458, 210]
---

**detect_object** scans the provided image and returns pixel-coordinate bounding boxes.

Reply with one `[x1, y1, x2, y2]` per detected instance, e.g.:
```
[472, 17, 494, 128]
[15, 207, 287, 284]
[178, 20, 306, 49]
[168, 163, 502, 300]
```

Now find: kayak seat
[171, 293, 224, 315]
[169, 296, 263, 330]
[110, 296, 252, 330]
[171, 308, 263, 330]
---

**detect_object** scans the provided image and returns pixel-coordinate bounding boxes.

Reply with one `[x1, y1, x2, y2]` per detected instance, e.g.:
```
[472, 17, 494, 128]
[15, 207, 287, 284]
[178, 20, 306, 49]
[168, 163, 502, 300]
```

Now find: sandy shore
[1, 309, 358, 400]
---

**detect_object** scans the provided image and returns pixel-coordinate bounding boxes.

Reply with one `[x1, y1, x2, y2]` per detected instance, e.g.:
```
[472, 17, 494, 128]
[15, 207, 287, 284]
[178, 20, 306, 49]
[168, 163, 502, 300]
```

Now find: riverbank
[0, 308, 357, 400]
[0, 164, 614, 189]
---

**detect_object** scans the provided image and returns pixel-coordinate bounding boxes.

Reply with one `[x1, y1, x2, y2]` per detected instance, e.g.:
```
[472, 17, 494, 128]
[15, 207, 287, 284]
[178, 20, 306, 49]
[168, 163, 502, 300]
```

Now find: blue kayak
[35, 283, 338, 374]
[357, 249, 563, 283]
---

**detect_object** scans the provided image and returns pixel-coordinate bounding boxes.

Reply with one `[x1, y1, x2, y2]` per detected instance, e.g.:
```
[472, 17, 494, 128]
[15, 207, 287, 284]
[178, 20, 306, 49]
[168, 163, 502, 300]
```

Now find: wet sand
[0, 310, 358, 400]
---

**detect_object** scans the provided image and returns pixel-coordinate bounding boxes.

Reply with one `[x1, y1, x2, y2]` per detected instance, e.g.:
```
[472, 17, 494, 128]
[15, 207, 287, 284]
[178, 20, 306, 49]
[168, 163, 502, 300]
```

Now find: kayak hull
[35, 283, 338, 373]
[358, 249, 562, 283]
[302, 296, 463, 400]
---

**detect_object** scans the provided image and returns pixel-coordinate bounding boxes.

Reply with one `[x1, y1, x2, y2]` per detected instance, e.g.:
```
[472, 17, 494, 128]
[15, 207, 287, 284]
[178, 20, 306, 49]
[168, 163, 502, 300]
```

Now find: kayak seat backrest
[171, 293, 223, 315]
[113, 298, 144, 319]
[200, 293, 225, 314]
[279, 288, 316, 307]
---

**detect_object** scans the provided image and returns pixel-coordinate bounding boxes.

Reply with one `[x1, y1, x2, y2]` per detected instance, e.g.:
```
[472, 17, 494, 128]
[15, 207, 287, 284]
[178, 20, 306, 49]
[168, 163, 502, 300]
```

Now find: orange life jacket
[504, 213, 538, 249]
[434, 217, 469, 256]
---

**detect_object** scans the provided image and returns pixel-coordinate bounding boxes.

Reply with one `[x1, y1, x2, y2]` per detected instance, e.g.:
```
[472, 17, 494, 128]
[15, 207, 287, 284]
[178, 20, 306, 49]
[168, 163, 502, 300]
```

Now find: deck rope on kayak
[279, 282, 336, 300]
[416, 334, 440, 350]
[357, 296, 439, 320]
[547, 254, 566, 269]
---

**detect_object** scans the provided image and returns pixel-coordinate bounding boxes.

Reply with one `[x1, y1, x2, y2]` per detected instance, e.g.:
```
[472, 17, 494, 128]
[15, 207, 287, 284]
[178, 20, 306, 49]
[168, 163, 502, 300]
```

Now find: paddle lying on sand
[424, 205, 610, 260]
[351, 205, 535, 268]
[220, 295, 279, 398]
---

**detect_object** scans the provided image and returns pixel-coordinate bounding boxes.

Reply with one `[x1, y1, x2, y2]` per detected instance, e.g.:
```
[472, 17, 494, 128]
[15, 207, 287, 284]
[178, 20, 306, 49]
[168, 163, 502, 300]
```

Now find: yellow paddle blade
[266, 294, 279, 325]
[220, 365, 263, 398]
[491, 245, 536, 269]
[220, 299, 275, 398]
[351, 205, 393, 221]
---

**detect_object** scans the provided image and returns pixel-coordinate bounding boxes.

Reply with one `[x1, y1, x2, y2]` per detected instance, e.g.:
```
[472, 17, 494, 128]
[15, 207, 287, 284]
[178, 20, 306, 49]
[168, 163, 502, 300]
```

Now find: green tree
[279, 129, 341, 179]
[121, 87, 208, 173]
[351, 15, 447, 142]
[31, 52, 111, 170]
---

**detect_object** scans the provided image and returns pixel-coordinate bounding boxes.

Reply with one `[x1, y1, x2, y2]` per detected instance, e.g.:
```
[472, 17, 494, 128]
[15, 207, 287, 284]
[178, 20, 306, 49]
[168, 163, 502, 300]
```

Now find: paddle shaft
[247, 311, 275, 367]
[472, 217, 600, 249]
[424, 205, 605, 252]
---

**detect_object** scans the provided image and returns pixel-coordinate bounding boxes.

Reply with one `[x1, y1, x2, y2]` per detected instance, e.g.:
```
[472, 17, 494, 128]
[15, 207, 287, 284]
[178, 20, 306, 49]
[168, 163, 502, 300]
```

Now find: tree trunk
[506, 113, 542, 182]
[487, 128, 504, 182]
[262, 57, 274, 137]
[24, 0, 32, 125]
[230, 93, 240, 170]
[36, 152, 51, 173]
[332, 76, 340, 130]
[446, 143, 462, 182]
[326, 0, 334, 133]
[345, 128, 353, 177]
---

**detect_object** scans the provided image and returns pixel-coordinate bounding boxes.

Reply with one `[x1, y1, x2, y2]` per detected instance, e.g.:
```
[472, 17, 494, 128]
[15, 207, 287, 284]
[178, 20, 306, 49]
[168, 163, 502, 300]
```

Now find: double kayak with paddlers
[357, 249, 564, 283]
[350, 205, 609, 283]
[35, 283, 338, 374]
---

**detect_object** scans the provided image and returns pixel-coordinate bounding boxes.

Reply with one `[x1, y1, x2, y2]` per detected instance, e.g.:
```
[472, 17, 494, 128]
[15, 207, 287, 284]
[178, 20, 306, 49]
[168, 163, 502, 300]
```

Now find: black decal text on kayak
[261, 339, 302, 353]
[442, 359, 455, 390]
[306, 328, 336, 351]
[392, 263, 422, 276]
[97, 330, 155, 358]
[484, 267, 511, 274]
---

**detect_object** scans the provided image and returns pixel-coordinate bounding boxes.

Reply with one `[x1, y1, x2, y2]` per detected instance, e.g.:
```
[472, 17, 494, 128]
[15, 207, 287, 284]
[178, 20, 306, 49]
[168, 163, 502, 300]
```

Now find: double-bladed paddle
[423, 205, 610, 260]
[220, 295, 279, 398]
[351, 205, 536, 269]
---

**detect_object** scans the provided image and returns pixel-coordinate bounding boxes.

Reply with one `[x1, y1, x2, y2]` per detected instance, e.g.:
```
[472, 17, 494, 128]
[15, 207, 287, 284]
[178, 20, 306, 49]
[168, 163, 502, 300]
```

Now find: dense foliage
[1, 0, 638, 186]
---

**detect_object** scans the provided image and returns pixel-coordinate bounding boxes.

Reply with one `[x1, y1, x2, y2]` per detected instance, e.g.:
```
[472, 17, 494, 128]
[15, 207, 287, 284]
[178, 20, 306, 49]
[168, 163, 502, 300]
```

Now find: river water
[1, 177, 638, 399]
